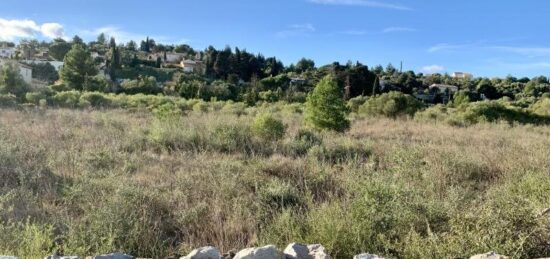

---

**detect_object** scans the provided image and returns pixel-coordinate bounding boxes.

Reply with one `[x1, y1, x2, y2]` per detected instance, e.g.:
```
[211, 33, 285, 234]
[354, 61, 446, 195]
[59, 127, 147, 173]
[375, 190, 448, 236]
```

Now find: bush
[283, 129, 322, 157]
[305, 75, 350, 132]
[359, 91, 424, 118]
[308, 139, 371, 164]
[252, 113, 286, 141]
[80, 92, 112, 107]
[25, 92, 47, 105]
[530, 97, 550, 116]
[0, 94, 17, 107]
[450, 101, 550, 126]
[52, 91, 81, 107]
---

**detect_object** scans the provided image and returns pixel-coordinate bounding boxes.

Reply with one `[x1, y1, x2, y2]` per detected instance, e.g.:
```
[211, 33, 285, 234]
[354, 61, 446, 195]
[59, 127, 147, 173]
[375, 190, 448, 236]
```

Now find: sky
[1, 0, 550, 78]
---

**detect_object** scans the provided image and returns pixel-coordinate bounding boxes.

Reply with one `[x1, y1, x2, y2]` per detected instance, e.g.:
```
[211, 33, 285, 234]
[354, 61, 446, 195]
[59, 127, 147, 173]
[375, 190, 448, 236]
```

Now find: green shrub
[283, 129, 322, 156]
[252, 113, 286, 141]
[359, 91, 424, 118]
[52, 91, 81, 107]
[308, 139, 371, 164]
[0, 94, 17, 107]
[25, 92, 47, 105]
[80, 92, 112, 107]
[530, 97, 550, 116]
[414, 104, 451, 122]
[0, 221, 56, 257]
[305, 75, 350, 132]
[347, 96, 369, 113]
[450, 101, 550, 126]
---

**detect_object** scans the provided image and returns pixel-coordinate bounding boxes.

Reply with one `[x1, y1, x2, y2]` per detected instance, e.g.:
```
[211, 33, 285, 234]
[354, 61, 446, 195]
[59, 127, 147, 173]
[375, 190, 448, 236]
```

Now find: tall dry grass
[0, 106, 548, 258]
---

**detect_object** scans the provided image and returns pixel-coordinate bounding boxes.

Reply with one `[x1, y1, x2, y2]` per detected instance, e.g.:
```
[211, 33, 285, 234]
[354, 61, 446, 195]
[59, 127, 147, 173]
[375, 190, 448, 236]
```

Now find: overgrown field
[0, 105, 549, 258]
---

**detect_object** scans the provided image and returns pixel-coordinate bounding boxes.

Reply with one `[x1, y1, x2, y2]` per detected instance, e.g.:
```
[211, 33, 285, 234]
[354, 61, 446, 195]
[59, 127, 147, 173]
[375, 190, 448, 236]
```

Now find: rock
[353, 254, 385, 259]
[470, 252, 509, 259]
[44, 256, 81, 259]
[306, 245, 330, 259]
[180, 246, 221, 259]
[284, 243, 311, 259]
[233, 245, 284, 259]
[87, 253, 134, 259]
[222, 250, 237, 259]
[0, 256, 18, 259]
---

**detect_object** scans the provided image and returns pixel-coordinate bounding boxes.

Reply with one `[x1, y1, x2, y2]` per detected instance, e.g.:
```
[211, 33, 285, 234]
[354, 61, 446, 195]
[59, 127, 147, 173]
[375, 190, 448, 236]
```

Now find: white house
[22, 59, 64, 71]
[0, 59, 33, 84]
[165, 52, 187, 63]
[0, 47, 16, 58]
[452, 72, 473, 79]
[429, 84, 459, 93]
[180, 59, 204, 74]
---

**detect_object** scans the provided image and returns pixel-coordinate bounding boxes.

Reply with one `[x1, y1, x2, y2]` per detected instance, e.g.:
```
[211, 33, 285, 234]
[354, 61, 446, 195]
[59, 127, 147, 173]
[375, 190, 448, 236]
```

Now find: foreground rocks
[180, 246, 222, 259]
[353, 254, 385, 259]
[4, 248, 536, 259]
[233, 245, 284, 259]
[86, 253, 134, 259]
[469, 252, 510, 259]
[45, 256, 81, 259]
[283, 243, 331, 259]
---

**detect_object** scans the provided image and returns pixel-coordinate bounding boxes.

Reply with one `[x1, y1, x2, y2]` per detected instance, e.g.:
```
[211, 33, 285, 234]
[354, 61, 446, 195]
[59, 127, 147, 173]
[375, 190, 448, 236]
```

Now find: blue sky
[1, 0, 550, 77]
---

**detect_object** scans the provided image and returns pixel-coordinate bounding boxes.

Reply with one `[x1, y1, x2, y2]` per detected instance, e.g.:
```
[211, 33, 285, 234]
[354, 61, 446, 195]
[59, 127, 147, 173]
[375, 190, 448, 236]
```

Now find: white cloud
[40, 23, 65, 39]
[427, 43, 476, 53]
[0, 18, 65, 40]
[307, 0, 411, 11]
[421, 65, 445, 74]
[276, 23, 316, 38]
[382, 27, 416, 33]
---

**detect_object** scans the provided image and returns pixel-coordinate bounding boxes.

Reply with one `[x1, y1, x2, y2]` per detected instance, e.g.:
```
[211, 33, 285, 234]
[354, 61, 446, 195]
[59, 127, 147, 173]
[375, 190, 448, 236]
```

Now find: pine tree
[305, 75, 350, 132]
[59, 44, 97, 90]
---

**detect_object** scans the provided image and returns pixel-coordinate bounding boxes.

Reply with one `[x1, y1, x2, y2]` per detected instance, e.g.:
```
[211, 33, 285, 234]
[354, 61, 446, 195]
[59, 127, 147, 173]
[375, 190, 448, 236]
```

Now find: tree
[72, 35, 84, 45]
[30, 62, 59, 83]
[97, 33, 107, 45]
[477, 78, 499, 99]
[0, 63, 29, 98]
[59, 44, 97, 90]
[296, 58, 315, 73]
[107, 38, 120, 80]
[49, 38, 72, 61]
[19, 39, 39, 59]
[305, 75, 350, 132]
[126, 40, 137, 51]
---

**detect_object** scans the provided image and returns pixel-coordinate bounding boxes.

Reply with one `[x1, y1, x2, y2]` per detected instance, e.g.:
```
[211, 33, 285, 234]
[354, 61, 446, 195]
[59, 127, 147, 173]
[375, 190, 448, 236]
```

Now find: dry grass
[0, 106, 549, 258]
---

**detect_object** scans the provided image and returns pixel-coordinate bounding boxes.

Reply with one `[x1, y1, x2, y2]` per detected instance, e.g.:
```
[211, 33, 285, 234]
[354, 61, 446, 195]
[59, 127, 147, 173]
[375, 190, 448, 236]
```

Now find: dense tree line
[1, 35, 550, 106]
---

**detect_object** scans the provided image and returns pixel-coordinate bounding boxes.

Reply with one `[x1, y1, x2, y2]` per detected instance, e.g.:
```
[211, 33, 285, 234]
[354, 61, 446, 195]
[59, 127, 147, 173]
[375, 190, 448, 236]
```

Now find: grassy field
[0, 105, 549, 258]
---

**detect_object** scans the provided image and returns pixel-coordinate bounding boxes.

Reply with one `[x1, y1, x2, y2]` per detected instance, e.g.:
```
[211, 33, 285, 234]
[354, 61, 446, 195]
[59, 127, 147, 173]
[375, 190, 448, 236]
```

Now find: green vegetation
[305, 75, 350, 132]
[1, 33, 550, 259]
[359, 91, 424, 118]
[0, 106, 548, 258]
[59, 44, 98, 90]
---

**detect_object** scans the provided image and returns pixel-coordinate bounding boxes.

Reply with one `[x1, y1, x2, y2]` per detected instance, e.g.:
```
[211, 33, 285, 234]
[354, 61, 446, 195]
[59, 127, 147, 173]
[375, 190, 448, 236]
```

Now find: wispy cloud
[421, 65, 445, 74]
[0, 18, 65, 41]
[307, 0, 412, 10]
[382, 27, 416, 33]
[276, 23, 316, 38]
[491, 46, 550, 58]
[427, 43, 480, 53]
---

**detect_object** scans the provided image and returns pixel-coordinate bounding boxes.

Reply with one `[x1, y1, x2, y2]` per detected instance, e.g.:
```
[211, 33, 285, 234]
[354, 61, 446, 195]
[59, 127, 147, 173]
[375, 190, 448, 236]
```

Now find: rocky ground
[1, 244, 537, 259]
